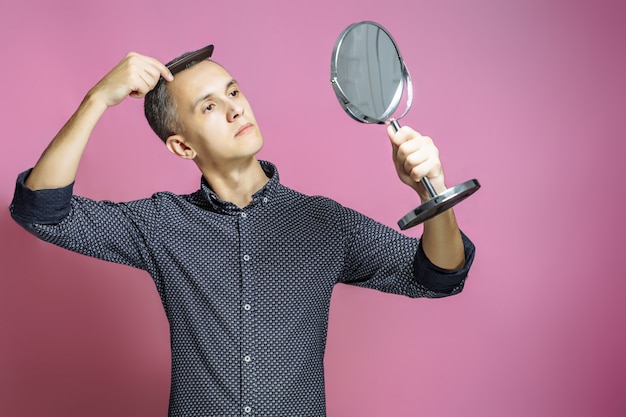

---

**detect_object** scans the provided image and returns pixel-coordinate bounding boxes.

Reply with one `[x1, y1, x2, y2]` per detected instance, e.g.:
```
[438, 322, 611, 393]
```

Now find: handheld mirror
[330, 21, 480, 229]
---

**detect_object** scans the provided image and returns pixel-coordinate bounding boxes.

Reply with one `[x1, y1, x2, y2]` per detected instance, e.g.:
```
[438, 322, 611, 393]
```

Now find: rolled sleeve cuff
[9, 169, 74, 229]
[413, 231, 475, 295]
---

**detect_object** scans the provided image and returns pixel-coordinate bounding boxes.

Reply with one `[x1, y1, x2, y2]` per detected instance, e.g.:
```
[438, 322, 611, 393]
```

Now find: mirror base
[398, 179, 481, 230]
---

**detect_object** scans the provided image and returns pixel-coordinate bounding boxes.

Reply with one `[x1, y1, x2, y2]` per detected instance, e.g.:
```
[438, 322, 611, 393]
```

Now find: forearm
[386, 125, 469, 271]
[25, 93, 107, 190]
[421, 208, 465, 270]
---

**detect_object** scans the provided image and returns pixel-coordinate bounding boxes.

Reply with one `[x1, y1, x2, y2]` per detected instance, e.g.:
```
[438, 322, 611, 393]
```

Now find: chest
[151, 202, 345, 313]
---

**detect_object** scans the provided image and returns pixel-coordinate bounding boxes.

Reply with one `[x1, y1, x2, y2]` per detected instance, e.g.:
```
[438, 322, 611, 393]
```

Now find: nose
[226, 99, 244, 122]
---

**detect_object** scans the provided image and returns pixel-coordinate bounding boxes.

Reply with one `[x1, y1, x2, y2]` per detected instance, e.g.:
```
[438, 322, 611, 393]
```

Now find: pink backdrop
[1, 1, 625, 416]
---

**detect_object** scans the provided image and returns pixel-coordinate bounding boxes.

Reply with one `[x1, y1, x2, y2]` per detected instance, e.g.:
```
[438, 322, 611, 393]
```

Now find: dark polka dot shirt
[11, 161, 475, 417]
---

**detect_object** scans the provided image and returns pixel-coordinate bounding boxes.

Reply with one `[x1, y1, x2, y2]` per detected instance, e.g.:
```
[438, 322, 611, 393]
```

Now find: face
[166, 61, 263, 167]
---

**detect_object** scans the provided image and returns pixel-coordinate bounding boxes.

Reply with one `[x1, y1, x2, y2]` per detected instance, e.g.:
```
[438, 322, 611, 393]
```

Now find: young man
[10, 48, 475, 417]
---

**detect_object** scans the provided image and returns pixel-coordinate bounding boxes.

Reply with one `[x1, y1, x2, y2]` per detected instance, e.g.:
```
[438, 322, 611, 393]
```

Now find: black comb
[167, 44, 214, 75]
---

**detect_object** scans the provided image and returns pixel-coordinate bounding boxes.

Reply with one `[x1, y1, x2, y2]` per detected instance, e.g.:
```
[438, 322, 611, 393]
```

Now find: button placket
[238, 209, 257, 414]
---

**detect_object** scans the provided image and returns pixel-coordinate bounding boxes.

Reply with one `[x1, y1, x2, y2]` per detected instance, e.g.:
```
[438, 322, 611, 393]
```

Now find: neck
[199, 158, 269, 208]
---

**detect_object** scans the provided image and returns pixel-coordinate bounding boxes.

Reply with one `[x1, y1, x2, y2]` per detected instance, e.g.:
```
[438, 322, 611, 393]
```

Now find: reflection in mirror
[333, 23, 404, 122]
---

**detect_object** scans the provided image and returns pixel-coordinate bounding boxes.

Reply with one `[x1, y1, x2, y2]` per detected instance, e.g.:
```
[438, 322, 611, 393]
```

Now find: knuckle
[410, 168, 422, 182]
[399, 140, 413, 154]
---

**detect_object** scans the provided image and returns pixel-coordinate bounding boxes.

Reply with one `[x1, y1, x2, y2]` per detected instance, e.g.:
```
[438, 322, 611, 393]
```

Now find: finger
[130, 63, 166, 98]
[408, 158, 440, 183]
[387, 125, 421, 147]
[123, 52, 172, 83]
[396, 138, 422, 162]
[139, 68, 160, 88]
[128, 76, 157, 99]
[402, 147, 429, 177]
[141, 62, 162, 80]
[387, 125, 406, 147]
[142, 55, 174, 81]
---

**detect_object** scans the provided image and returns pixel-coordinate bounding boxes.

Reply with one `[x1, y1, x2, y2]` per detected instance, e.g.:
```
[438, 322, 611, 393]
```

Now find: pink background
[1, 0, 625, 416]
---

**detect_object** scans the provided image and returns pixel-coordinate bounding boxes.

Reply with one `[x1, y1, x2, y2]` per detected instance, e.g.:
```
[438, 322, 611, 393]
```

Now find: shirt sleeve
[413, 230, 475, 295]
[336, 204, 475, 299]
[9, 168, 159, 272]
[10, 169, 74, 233]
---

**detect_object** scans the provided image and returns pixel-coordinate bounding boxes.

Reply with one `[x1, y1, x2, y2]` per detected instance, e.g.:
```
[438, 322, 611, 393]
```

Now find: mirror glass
[331, 22, 410, 124]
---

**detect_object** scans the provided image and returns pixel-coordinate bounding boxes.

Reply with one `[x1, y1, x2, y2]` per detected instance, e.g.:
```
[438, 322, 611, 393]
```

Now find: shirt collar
[199, 160, 279, 212]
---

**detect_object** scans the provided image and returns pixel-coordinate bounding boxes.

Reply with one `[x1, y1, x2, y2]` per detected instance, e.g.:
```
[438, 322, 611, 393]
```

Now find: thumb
[386, 124, 397, 142]
[387, 124, 410, 148]
[388, 127, 403, 170]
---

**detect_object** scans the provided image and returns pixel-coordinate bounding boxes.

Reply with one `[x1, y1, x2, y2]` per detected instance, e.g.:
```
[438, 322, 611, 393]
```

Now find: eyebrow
[193, 79, 239, 110]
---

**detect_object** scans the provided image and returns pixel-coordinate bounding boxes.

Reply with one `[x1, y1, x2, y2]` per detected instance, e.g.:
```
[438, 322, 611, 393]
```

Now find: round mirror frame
[330, 21, 413, 125]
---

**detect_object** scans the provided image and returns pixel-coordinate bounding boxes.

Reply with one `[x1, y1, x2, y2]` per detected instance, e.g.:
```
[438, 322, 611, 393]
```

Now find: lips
[235, 123, 254, 137]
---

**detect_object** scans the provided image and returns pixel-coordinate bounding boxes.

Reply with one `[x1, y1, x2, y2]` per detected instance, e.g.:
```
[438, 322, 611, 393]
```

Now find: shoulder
[273, 183, 370, 227]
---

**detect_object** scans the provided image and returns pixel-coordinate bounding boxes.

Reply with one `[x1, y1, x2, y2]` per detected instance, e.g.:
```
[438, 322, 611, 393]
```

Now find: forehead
[167, 61, 234, 104]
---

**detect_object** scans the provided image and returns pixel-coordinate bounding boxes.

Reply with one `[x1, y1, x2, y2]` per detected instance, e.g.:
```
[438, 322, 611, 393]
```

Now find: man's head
[144, 51, 263, 167]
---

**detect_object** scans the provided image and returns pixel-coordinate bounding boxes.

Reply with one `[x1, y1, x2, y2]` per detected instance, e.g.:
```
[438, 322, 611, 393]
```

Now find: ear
[166, 135, 197, 160]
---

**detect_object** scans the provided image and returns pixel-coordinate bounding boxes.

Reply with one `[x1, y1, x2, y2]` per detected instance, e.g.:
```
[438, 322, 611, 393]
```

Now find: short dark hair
[144, 50, 208, 143]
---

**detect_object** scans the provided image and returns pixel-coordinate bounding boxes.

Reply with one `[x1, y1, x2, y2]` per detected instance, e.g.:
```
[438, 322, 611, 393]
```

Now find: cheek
[245, 104, 256, 119]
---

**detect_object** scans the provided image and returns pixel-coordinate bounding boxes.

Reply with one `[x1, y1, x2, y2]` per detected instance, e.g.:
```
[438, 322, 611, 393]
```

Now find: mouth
[235, 123, 254, 137]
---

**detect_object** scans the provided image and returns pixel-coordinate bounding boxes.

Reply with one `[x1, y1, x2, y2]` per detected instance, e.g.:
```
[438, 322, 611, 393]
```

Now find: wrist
[416, 179, 447, 202]
[79, 91, 109, 121]
[83, 88, 111, 113]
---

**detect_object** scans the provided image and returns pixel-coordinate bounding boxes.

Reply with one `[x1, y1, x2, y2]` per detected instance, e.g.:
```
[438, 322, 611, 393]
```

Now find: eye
[203, 103, 215, 113]
[229, 89, 240, 98]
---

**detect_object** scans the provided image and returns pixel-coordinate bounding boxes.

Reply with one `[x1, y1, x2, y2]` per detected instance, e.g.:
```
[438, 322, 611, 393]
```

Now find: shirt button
[243, 254, 250, 261]
[263, 197, 269, 203]
[244, 355, 251, 362]
[244, 406, 252, 413]
[240, 212, 247, 218]
[244, 304, 251, 311]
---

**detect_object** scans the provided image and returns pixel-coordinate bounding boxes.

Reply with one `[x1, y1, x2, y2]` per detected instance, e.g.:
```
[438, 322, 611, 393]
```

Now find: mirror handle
[390, 119, 437, 198]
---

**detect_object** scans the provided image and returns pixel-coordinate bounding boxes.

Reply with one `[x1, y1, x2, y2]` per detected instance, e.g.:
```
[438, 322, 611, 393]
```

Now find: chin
[248, 135, 264, 154]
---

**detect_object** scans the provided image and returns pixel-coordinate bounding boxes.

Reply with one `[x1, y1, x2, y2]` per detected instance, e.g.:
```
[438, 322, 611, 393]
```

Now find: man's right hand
[87, 52, 173, 108]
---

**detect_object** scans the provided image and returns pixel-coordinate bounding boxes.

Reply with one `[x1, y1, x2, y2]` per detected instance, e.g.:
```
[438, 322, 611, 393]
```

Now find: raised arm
[25, 52, 173, 191]
[387, 125, 466, 271]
